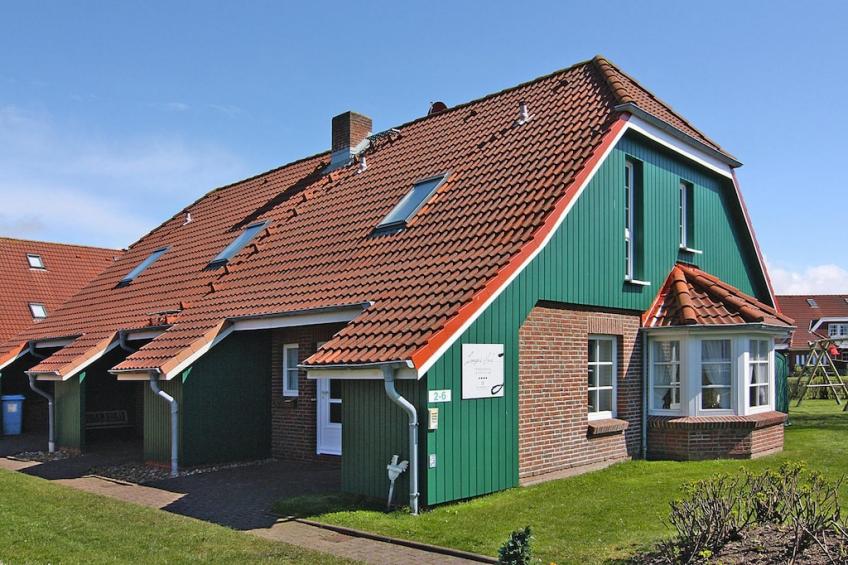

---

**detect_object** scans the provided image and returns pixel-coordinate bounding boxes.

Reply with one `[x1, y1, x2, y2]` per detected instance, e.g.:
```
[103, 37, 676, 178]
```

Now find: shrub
[498, 526, 534, 565]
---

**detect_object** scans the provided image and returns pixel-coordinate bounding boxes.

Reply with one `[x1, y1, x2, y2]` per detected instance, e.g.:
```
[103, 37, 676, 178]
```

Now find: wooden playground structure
[794, 336, 848, 412]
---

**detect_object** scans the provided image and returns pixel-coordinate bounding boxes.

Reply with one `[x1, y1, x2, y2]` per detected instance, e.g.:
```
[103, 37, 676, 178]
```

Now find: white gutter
[381, 365, 419, 515]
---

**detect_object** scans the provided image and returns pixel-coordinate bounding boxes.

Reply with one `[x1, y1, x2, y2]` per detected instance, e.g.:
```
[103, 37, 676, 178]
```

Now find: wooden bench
[85, 410, 131, 430]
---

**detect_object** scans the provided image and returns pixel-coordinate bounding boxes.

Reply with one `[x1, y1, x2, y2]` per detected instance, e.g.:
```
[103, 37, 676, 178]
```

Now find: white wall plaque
[428, 389, 452, 403]
[462, 344, 505, 399]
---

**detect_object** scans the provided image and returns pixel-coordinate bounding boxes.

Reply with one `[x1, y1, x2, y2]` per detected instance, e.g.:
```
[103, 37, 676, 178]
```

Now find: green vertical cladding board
[55, 375, 84, 450]
[341, 379, 427, 504]
[424, 132, 771, 505]
[776, 352, 790, 414]
[144, 379, 182, 463]
[181, 331, 271, 466]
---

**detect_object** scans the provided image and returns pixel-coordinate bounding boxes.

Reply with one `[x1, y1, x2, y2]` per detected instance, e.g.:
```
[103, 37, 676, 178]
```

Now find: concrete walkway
[0, 447, 485, 564]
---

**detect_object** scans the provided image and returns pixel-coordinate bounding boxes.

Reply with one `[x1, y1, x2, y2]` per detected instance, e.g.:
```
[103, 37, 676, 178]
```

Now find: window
[806, 298, 819, 308]
[652, 341, 681, 411]
[748, 339, 770, 409]
[624, 160, 635, 280]
[29, 303, 47, 319]
[120, 246, 168, 284]
[209, 221, 269, 266]
[27, 254, 45, 269]
[679, 181, 694, 249]
[283, 343, 299, 397]
[701, 339, 732, 410]
[588, 336, 616, 420]
[828, 323, 848, 338]
[377, 174, 448, 230]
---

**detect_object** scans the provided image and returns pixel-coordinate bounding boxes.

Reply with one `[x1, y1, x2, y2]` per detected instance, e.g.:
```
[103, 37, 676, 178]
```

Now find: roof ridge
[0, 236, 121, 253]
[591, 55, 726, 152]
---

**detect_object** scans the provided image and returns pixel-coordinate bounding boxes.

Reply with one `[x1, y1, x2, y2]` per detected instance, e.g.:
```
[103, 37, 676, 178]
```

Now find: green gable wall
[55, 375, 84, 451]
[424, 132, 770, 505]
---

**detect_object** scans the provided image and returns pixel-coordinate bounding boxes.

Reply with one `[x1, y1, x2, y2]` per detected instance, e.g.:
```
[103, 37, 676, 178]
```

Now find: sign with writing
[428, 389, 452, 403]
[461, 344, 505, 399]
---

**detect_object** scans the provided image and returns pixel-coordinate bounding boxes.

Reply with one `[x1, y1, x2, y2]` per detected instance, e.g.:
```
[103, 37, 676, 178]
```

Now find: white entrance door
[317, 378, 342, 455]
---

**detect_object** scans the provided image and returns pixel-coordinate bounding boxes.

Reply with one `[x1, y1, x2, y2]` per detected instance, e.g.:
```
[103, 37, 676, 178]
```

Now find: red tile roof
[644, 264, 793, 328]
[0, 238, 119, 343]
[0, 56, 759, 378]
[776, 295, 848, 349]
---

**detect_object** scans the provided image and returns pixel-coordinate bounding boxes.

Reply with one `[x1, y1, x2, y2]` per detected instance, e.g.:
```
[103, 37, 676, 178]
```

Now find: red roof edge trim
[642, 268, 677, 326]
[410, 116, 631, 372]
[730, 170, 777, 309]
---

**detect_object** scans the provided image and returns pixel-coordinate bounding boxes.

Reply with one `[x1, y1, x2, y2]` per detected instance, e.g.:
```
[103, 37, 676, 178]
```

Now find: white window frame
[588, 335, 617, 421]
[282, 343, 299, 397]
[745, 339, 772, 414]
[828, 323, 848, 338]
[649, 339, 684, 415]
[28, 303, 47, 319]
[679, 181, 689, 249]
[624, 160, 635, 281]
[698, 338, 734, 414]
[27, 254, 45, 269]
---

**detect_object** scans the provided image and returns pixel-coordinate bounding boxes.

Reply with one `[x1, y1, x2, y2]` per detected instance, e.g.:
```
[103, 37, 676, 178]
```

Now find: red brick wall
[270, 323, 345, 462]
[518, 302, 642, 481]
[648, 414, 785, 460]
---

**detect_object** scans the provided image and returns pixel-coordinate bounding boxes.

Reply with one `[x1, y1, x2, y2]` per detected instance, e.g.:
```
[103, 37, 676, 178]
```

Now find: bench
[85, 410, 131, 430]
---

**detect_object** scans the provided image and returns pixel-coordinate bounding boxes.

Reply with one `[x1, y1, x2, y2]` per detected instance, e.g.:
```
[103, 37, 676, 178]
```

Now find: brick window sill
[648, 411, 787, 431]
[587, 418, 629, 437]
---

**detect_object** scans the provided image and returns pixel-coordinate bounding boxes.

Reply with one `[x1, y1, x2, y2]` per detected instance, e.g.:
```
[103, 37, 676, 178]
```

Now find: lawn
[0, 469, 352, 564]
[275, 400, 848, 563]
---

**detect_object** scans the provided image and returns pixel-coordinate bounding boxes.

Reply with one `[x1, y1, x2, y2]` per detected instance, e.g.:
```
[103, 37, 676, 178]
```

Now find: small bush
[498, 526, 534, 565]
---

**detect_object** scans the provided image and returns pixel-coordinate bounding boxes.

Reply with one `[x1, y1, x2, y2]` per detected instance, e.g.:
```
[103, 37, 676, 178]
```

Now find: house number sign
[428, 390, 452, 403]
[461, 343, 505, 399]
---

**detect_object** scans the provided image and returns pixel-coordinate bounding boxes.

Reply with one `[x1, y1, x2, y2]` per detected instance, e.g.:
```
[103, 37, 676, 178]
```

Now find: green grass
[275, 401, 848, 563]
[0, 470, 353, 564]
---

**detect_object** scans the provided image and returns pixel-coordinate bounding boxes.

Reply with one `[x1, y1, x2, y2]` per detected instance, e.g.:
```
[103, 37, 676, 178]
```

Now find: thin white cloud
[0, 104, 248, 248]
[768, 262, 848, 295]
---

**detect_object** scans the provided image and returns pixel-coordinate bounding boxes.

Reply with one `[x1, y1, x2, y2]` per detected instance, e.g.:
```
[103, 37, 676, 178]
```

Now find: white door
[317, 378, 342, 455]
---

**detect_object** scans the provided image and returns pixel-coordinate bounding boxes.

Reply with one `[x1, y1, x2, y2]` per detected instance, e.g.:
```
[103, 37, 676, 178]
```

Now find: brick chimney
[327, 111, 372, 171]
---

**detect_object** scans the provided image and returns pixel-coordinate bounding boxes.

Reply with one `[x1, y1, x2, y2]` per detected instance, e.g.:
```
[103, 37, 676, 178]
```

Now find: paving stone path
[0, 442, 483, 564]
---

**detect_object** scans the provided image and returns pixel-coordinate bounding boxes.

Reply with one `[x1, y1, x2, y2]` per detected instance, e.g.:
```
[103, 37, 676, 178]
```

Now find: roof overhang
[305, 360, 416, 381]
[643, 323, 793, 336]
[0, 342, 28, 372]
[27, 335, 120, 381]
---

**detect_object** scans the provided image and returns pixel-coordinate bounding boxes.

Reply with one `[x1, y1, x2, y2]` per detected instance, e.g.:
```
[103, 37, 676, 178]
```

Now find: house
[0, 56, 793, 513]
[0, 237, 119, 434]
[777, 295, 848, 369]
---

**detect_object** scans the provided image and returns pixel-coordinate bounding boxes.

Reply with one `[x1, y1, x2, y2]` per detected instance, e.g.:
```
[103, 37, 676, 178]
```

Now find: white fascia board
[307, 367, 417, 380]
[644, 324, 792, 337]
[31, 337, 77, 349]
[810, 317, 848, 333]
[124, 328, 165, 341]
[29, 339, 120, 381]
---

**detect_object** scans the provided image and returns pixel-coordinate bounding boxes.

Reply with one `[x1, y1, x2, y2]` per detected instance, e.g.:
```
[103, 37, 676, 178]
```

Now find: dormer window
[29, 303, 47, 319]
[120, 246, 168, 285]
[208, 221, 269, 267]
[376, 174, 448, 231]
[806, 298, 819, 308]
[27, 254, 45, 269]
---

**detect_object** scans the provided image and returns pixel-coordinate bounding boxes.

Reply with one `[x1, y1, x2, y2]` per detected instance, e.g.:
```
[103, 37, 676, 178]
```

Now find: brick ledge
[587, 418, 629, 437]
[648, 411, 787, 431]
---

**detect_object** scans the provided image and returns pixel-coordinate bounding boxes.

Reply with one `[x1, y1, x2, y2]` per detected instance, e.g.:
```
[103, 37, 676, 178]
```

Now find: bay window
[748, 339, 770, 410]
[588, 336, 616, 420]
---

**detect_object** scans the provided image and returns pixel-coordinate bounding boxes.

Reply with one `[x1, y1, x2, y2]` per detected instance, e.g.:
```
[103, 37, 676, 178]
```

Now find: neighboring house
[0, 56, 793, 513]
[0, 237, 120, 432]
[776, 295, 848, 369]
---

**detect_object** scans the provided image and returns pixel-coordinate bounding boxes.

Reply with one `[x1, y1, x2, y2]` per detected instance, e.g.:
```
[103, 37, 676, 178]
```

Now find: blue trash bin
[2, 395, 25, 435]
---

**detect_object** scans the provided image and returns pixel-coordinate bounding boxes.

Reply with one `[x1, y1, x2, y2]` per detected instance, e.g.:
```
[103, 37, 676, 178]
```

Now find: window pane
[654, 387, 680, 410]
[702, 340, 730, 362]
[210, 221, 267, 265]
[588, 340, 596, 362]
[286, 347, 299, 367]
[750, 340, 767, 361]
[121, 247, 168, 284]
[654, 364, 679, 386]
[286, 370, 299, 392]
[750, 363, 769, 385]
[379, 176, 445, 227]
[654, 341, 679, 362]
[597, 364, 613, 388]
[702, 363, 731, 387]
[702, 387, 731, 409]
[750, 384, 769, 407]
[598, 389, 613, 412]
[330, 402, 342, 424]
[330, 379, 342, 399]
[588, 365, 596, 388]
[588, 390, 596, 413]
[597, 339, 613, 363]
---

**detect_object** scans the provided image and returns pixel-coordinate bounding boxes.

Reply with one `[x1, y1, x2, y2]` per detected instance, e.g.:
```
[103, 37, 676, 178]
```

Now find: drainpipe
[26, 344, 54, 453]
[641, 330, 648, 458]
[149, 373, 178, 477]
[382, 365, 419, 515]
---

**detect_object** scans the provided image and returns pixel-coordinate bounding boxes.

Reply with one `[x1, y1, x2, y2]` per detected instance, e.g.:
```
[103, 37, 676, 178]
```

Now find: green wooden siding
[424, 132, 771, 505]
[341, 379, 427, 503]
[143, 378, 182, 463]
[181, 330, 271, 466]
[55, 374, 84, 450]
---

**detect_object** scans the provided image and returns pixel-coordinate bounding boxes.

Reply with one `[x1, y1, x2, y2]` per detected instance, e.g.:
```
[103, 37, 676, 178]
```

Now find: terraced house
[0, 56, 793, 513]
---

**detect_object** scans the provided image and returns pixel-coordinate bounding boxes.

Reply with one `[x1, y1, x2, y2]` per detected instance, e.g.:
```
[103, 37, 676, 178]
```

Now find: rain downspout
[26, 343, 54, 453]
[641, 330, 648, 458]
[382, 365, 419, 515]
[149, 372, 178, 478]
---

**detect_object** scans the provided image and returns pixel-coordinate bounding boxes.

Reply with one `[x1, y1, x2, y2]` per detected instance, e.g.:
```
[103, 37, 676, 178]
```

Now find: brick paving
[0, 440, 484, 564]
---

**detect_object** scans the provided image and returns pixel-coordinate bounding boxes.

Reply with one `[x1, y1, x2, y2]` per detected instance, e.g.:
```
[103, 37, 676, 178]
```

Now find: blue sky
[1, 1, 846, 293]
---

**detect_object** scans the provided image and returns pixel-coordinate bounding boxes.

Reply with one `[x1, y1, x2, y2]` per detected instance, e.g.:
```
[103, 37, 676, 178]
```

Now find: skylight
[29, 303, 47, 319]
[376, 174, 448, 230]
[806, 298, 819, 308]
[209, 221, 269, 266]
[120, 247, 168, 285]
[27, 254, 45, 269]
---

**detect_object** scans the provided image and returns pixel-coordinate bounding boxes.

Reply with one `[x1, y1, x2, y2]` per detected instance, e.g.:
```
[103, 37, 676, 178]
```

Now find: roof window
[29, 303, 47, 319]
[806, 298, 819, 308]
[27, 254, 45, 269]
[209, 221, 269, 267]
[376, 174, 448, 231]
[119, 246, 168, 285]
